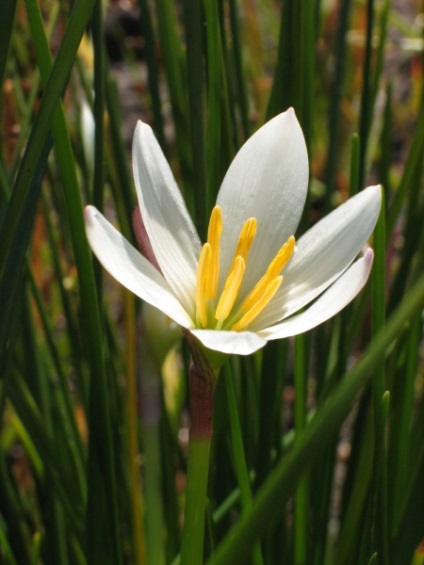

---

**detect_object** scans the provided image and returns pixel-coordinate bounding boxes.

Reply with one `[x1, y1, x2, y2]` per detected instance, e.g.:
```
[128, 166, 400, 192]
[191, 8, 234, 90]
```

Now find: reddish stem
[184, 329, 217, 439]
[189, 361, 216, 439]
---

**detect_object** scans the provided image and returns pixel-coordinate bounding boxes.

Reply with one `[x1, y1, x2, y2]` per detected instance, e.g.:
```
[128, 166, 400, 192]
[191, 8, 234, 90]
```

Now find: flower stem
[180, 435, 212, 564]
[180, 335, 218, 565]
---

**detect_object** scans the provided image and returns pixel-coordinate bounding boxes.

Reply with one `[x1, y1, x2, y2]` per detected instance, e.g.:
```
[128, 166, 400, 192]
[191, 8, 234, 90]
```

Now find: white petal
[190, 329, 266, 355]
[216, 108, 309, 297]
[259, 249, 374, 340]
[85, 206, 194, 329]
[132, 122, 201, 318]
[253, 184, 381, 329]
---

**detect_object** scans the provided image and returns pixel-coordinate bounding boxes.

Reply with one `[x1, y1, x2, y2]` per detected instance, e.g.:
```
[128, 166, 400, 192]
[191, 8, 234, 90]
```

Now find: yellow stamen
[241, 236, 295, 312]
[232, 276, 283, 332]
[232, 218, 257, 262]
[206, 206, 223, 299]
[215, 256, 246, 321]
[195, 206, 295, 332]
[195, 243, 211, 327]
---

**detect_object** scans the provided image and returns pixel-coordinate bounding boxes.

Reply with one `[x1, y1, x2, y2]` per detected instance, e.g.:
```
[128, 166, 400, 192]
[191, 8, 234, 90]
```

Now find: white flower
[85, 109, 381, 356]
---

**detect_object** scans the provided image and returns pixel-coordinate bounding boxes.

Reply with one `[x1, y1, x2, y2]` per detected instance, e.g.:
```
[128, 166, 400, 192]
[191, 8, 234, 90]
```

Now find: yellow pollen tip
[195, 210, 294, 332]
[215, 256, 246, 321]
[195, 243, 211, 327]
[231, 275, 283, 332]
[233, 217, 257, 261]
[240, 235, 295, 312]
[206, 206, 223, 299]
[270, 235, 295, 277]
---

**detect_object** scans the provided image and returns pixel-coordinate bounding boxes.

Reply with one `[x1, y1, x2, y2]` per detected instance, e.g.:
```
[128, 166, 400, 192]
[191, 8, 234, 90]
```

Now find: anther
[195, 206, 295, 332]
[206, 206, 222, 299]
[241, 236, 295, 312]
[232, 275, 283, 332]
[215, 256, 246, 321]
[232, 218, 257, 262]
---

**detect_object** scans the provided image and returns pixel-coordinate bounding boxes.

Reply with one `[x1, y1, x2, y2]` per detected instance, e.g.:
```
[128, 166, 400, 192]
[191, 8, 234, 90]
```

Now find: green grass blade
[19, 0, 123, 560]
[0, 454, 31, 564]
[387, 87, 424, 238]
[324, 0, 354, 209]
[358, 0, 375, 185]
[389, 318, 422, 537]
[336, 407, 374, 564]
[154, 0, 191, 191]
[227, 0, 249, 138]
[370, 189, 388, 562]
[92, 0, 106, 212]
[207, 269, 424, 565]
[0, 136, 51, 359]
[0, 0, 96, 270]
[204, 0, 223, 212]
[255, 341, 287, 488]
[137, 0, 166, 147]
[294, 334, 309, 565]
[183, 0, 206, 237]
[104, 76, 135, 230]
[0, 0, 17, 134]
[224, 363, 264, 565]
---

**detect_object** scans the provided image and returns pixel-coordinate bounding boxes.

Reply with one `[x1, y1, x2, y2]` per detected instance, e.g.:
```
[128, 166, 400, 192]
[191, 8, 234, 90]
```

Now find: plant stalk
[180, 334, 219, 565]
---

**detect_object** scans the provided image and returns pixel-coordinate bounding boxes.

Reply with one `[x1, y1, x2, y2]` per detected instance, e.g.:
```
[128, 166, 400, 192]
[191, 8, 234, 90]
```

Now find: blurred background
[1, 0, 423, 564]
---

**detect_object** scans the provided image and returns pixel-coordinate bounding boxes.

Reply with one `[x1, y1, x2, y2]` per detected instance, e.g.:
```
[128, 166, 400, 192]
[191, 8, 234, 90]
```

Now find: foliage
[0, 0, 423, 563]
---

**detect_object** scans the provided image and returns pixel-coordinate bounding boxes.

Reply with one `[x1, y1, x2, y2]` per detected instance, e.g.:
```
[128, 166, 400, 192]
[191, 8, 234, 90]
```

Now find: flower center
[195, 205, 295, 331]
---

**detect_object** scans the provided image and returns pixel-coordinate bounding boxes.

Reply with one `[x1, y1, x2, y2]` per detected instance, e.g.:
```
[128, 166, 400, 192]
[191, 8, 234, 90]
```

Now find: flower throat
[195, 206, 295, 332]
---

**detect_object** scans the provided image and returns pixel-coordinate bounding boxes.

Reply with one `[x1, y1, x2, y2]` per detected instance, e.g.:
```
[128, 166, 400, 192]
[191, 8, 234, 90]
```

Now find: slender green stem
[180, 437, 213, 565]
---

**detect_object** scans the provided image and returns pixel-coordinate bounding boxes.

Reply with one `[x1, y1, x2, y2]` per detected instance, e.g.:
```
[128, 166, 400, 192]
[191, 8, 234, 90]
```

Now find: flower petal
[259, 249, 374, 340]
[132, 122, 201, 318]
[216, 108, 309, 296]
[190, 328, 266, 355]
[253, 184, 381, 329]
[85, 206, 194, 329]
